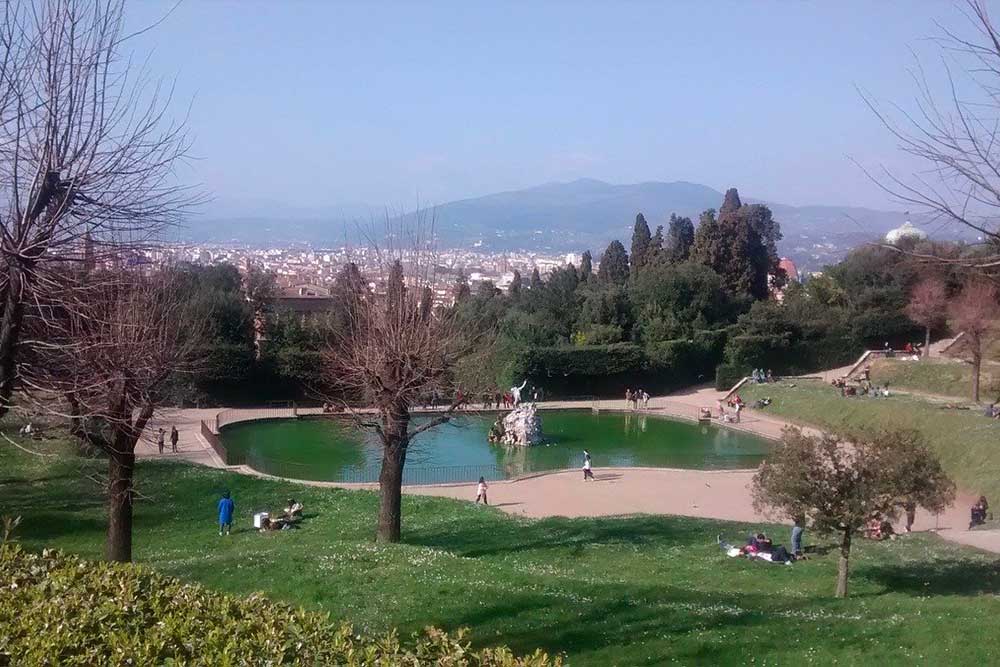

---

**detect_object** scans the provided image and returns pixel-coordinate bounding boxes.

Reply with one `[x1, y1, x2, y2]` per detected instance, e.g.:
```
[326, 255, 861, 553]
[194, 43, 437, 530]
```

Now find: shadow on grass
[408, 514, 714, 558]
[863, 558, 1000, 596]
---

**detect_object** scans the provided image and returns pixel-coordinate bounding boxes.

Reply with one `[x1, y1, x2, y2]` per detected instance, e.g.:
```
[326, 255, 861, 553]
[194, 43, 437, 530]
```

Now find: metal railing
[235, 450, 508, 485]
[216, 407, 298, 431]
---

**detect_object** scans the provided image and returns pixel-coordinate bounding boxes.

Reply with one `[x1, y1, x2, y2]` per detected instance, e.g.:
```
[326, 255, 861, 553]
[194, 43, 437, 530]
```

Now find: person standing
[791, 516, 805, 555]
[170, 425, 179, 453]
[583, 450, 595, 481]
[217, 491, 235, 536]
[156, 428, 165, 454]
[475, 477, 489, 505]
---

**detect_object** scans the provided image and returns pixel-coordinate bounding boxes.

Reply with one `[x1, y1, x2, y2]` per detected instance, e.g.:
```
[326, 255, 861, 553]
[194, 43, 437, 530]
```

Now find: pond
[220, 410, 771, 484]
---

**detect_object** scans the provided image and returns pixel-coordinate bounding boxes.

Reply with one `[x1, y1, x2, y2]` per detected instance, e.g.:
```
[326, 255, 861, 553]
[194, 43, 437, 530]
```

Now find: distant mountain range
[186, 179, 936, 257]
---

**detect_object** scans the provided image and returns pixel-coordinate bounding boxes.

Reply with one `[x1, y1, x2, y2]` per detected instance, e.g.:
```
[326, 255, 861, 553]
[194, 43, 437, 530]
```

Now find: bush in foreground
[0, 545, 560, 666]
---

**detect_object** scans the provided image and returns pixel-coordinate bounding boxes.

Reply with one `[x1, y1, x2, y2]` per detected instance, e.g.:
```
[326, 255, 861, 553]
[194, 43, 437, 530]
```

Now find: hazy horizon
[126, 1, 973, 216]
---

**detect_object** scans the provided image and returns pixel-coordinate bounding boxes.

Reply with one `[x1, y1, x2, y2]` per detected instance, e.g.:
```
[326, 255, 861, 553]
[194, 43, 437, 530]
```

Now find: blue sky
[126, 1, 971, 215]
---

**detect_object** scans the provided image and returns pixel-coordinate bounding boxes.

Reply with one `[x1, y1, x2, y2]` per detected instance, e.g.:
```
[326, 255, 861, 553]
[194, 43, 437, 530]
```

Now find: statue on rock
[488, 402, 543, 447]
[510, 379, 528, 406]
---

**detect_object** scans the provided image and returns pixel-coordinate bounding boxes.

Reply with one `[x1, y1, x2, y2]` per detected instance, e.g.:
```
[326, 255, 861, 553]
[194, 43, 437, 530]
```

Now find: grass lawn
[869, 357, 1000, 402]
[742, 380, 1000, 503]
[3, 435, 1000, 664]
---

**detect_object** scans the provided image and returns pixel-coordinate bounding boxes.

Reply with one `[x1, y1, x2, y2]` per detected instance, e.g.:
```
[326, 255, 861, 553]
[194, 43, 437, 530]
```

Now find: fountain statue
[510, 379, 527, 406]
[488, 401, 543, 447]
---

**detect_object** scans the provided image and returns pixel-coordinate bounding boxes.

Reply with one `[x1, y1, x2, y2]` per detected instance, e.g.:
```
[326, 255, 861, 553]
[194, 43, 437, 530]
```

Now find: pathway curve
[138, 382, 1000, 555]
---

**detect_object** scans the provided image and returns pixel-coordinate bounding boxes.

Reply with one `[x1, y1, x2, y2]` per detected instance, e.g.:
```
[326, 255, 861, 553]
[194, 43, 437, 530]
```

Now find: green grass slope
[2, 435, 1000, 664]
[869, 358, 1000, 401]
[743, 380, 1000, 502]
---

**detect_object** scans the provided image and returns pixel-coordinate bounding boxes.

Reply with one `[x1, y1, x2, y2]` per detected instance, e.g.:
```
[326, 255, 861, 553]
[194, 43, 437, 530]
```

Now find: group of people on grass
[750, 369, 774, 384]
[719, 528, 801, 565]
[216, 491, 305, 535]
[625, 389, 649, 410]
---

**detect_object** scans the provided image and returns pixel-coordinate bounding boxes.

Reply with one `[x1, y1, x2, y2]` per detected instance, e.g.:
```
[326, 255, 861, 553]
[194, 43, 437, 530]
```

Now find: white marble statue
[488, 402, 543, 446]
[510, 379, 528, 406]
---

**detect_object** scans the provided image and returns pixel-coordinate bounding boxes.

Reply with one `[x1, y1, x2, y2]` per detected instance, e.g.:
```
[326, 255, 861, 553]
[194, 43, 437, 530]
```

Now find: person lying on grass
[717, 534, 796, 564]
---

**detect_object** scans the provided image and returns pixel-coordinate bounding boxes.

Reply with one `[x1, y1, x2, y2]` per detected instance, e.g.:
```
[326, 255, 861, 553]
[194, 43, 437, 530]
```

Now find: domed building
[885, 220, 928, 245]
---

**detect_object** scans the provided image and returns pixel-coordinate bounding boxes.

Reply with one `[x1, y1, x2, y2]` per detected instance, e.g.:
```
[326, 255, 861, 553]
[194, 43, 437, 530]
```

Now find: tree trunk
[377, 401, 410, 543]
[973, 351, 982, 403]
[923, 326, 931, 359]
[106, 441, 135, 562]
[0, 265, 27, 418]
[835, 527, 852, 598]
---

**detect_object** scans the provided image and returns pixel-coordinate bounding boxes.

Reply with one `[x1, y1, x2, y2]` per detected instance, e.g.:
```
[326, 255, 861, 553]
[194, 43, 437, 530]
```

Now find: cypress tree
[666, 213, 695, 263]
[418, 285, 433, 321]
[579, 251, 593, 282]
[630, 213, 652, 274]
[509, 269, 522, 297]
[453, 271, 471, 302]
[530, 267, 543, 290]
[597, 240, 630, 285]
[719, 187, 743, 222]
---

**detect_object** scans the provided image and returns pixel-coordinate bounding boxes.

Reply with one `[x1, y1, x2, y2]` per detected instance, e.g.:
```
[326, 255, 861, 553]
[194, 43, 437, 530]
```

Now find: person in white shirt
[583, 450, 595, 481]
[475, 477, 489, 505]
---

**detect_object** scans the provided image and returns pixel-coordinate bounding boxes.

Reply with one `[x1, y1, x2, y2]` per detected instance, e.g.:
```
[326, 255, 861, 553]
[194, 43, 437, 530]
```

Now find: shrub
[715, 363, 746, 391]
[0, 545, 560, 666]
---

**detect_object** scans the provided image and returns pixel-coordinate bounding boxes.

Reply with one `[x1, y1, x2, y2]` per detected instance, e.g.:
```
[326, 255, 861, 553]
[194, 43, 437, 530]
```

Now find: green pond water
[221, 410, 771, 484]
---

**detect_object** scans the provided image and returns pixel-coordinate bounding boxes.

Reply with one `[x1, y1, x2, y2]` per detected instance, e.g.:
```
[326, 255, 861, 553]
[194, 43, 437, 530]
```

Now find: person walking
[217, 491, 235, 536]
[583, 450, 595, 481]
[791, 516, 805, 556]
[170, 425, 179, 453]
[156, 428, 165, 454]
[475, 477, 489, 505]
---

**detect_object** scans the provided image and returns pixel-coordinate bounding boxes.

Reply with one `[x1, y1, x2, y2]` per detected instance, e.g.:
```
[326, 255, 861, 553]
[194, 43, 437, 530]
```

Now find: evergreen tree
[665, 214, 695, 263]
[579, 251, 593, 282]
[650, 226, 665, 262]
[530, 267, 543, 290]
[419, 285, 433, 321]
[509, 269, 522, 297]
[691, 203, 770, 301]
[719, 187, 743, 221]
[453, 272, 471, 302]
[597, 240, 630, 285]
[630, 213, 652, 275]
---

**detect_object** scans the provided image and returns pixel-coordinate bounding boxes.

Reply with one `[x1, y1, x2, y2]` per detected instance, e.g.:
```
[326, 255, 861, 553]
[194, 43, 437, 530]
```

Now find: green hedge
[0, 545, 560, 666]
[508, 331, 727, 397]
[715, 363, 747, 391]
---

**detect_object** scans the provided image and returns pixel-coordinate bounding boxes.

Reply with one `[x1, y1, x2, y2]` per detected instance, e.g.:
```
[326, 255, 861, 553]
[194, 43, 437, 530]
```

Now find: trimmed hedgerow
[0, 545, 560, 666]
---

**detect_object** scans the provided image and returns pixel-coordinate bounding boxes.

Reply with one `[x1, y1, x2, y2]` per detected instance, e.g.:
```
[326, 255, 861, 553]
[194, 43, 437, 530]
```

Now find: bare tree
[321, 234, 471, 543]
[21, 271, 203, 561]
[753, 427, 954, 598]
[0, 0, 198, 416]
[948, 280, 1000, 401]
[860, 1, 1000, 272]
[906, 276, 949, 357]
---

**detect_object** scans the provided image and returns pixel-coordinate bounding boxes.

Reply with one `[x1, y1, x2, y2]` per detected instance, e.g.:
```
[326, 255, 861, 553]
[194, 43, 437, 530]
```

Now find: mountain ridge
[187, 178, 920, 255]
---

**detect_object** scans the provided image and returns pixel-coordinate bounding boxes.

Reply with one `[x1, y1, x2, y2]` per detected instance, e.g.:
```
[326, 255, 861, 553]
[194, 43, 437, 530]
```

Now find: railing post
[215, 412, 219, 433]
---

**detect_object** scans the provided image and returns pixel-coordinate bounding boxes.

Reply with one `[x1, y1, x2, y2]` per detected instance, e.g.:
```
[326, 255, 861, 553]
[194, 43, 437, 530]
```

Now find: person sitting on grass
[283, 498, 304, 518]
[970, 496, 989, 529]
